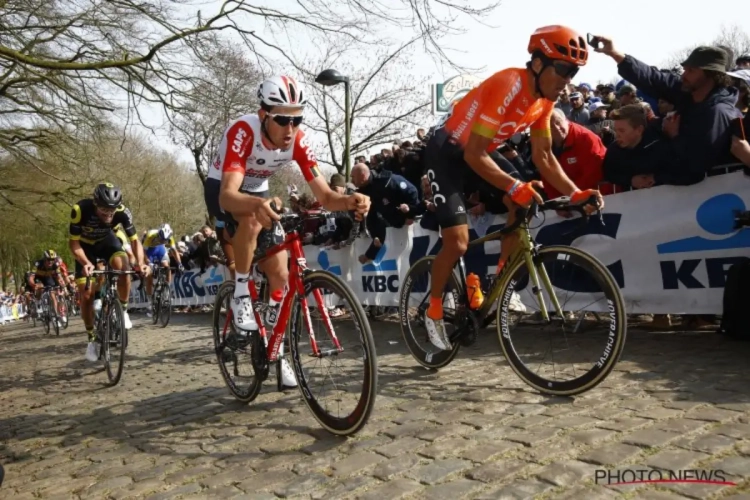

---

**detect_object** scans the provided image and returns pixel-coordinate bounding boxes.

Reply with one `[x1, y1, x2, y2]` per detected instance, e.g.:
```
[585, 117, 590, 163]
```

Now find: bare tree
[169, 37, 264, 184]
[662, 24, 750, 69]
[293, 35, 431, 174]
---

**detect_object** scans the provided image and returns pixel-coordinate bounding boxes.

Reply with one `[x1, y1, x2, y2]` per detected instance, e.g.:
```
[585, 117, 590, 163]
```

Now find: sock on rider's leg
[86, 328, 95, 341]
[426, 296, 444, 320]
[234, 272, 250, 298]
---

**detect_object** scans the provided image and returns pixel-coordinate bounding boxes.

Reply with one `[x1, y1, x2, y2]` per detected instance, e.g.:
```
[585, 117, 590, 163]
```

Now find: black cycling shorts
[74, 231, 126, 283]
[203, 178, 269, 239]
[425, 128, 521, 229]
[35, 276, 57, 289]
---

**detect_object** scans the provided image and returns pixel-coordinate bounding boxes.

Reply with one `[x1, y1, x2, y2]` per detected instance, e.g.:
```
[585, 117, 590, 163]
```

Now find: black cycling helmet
[93, 182, 122, 209]
[737, 53, 750, 64]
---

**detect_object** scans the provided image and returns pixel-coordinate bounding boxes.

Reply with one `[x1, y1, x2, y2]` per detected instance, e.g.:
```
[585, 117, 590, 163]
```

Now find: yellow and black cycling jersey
[69, 198, 138, 245]
[113, 223, 132, 250]
[33, 257, 63, 277]
[142, 229, 176, 249]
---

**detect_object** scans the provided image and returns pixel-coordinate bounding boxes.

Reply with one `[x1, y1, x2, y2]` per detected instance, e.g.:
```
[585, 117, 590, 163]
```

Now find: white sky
[135, 0, 750, 166]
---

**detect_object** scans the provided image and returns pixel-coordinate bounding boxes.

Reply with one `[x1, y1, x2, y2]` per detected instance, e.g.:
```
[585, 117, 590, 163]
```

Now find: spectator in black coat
[352, 163, 421, 263]
[593, 38, 743, 183]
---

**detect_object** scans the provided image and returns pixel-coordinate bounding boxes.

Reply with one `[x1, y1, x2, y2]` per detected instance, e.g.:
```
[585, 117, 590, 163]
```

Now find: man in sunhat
[591, 38, 742, 184]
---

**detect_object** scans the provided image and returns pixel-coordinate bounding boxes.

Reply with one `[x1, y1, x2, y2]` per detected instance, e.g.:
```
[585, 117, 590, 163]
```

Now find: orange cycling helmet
[528, 26, 588, 66]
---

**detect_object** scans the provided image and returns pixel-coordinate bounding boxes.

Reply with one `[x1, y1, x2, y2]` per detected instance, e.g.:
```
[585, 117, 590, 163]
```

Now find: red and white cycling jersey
[207, 114, 320, 192]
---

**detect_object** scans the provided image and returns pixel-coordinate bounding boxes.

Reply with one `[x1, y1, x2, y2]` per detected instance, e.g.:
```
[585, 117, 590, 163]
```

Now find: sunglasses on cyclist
[552, 61, 580, 79]
[268, 114, 304, 127]
[95, 206, 116, 216]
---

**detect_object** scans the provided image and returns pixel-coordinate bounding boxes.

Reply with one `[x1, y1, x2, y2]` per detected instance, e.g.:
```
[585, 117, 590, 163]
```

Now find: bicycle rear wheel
[398, 256, 462, 369]
[103, 299, 127, 386]
[496, 245, 627, 396]
[159, 285, 171, 328]
[288, 270, 377, 436]
[212, 281, 263, 403]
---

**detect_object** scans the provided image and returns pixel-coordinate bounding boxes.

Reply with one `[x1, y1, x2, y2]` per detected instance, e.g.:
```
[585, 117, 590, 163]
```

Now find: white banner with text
[128, 172, 750, 314]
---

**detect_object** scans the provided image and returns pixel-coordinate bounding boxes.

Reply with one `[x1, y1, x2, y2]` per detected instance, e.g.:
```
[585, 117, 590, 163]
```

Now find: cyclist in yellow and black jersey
[69, 183, 150, 362]
[31, 249, 67, 325]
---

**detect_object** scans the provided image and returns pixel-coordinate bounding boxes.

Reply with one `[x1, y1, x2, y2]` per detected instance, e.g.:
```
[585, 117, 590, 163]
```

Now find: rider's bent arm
[69, 239, 91, 268]
[130, 237, 147, 268]
[308, 176, 350, 212]
[463, 133, 518, 192]
[530, 134, 578, 197]
[219, 171, 266, 215]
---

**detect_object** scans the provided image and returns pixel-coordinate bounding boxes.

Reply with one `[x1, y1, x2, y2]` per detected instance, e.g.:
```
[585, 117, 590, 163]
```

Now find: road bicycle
[149, 265, 174, 328]
[85, 268, 136, 386]
[39, 286, 62, 336]
[399, 196, 627, 396]
[212, 212, 377, 436]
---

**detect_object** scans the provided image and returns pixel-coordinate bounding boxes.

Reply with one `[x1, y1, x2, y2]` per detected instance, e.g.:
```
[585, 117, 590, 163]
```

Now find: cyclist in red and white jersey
[204, 75, 370, 387]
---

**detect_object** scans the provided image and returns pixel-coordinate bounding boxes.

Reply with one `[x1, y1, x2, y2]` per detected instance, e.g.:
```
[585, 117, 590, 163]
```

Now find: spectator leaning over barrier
[602, 104, 678, 189]
[568, 92, 590, 125]
[593, 38, 742, 182]
[351, 162, 421, 265]
[544, 109, 610, 209]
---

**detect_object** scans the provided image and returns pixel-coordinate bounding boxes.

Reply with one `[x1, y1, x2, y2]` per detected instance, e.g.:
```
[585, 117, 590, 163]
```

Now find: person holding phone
[590, 35, 742, 184]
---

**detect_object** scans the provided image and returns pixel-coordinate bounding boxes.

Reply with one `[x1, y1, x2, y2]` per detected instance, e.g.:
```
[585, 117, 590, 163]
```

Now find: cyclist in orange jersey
[423, 25, 605, 351]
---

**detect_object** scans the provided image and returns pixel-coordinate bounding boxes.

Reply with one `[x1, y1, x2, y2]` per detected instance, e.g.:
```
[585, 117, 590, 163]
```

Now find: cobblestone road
[1, 313, 750, 499]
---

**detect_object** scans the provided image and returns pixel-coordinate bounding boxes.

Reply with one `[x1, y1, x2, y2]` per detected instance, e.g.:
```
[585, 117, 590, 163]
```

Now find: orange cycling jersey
[443, 68, 554, 153]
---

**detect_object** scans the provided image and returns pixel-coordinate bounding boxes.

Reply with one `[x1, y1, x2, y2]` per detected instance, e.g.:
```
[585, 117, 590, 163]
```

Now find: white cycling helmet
[258, 75, 308, 109]
[158, 223, 173, 241]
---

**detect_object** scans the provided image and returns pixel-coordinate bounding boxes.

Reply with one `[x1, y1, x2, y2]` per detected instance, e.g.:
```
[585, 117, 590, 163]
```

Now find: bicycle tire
[398, 256, 462, 369]
[41, 295, 51, 334]
[104, 299, 127, 386]
[58, 298, 69, 330]
[212, 281, 262, 403]
[288, 270, 378, 436]
[151, 287, 160, 325]
[159, 285, 171, 328]
[496, 245, 627, 396]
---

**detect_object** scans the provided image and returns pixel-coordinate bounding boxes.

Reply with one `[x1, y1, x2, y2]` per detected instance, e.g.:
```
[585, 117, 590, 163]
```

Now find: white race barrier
[128, 171, 750, 314]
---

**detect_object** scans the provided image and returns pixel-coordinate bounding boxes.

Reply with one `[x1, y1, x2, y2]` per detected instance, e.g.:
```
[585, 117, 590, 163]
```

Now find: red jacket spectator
[543, 121, 613, 199]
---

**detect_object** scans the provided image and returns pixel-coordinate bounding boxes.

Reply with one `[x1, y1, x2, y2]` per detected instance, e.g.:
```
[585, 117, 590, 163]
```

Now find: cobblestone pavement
[1, 313, 750, 499]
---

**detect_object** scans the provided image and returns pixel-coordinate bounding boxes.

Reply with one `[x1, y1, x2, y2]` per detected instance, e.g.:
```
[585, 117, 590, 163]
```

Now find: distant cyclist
[142, 223, 182, 313]
[423, 25, 605, 350]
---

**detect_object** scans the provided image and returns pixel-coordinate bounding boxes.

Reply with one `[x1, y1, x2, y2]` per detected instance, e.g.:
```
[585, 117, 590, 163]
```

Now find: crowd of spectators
[340, 43, 750, 256]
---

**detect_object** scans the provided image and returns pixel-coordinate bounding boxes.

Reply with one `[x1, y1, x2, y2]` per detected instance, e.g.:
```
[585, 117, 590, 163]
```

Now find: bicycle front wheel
[288, 270, 377, 436]
[496, 245, 627, 396]
[103, 299, 127, 386]
[159, 285, 171, 328]
[151, 289, 160, 325]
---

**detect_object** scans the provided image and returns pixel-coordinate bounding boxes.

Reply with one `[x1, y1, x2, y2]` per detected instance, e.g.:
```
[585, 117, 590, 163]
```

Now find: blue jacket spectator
[612, 46, 742, 183]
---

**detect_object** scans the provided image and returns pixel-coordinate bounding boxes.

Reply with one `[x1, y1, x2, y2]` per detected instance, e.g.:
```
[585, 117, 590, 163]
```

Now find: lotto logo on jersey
[232, 128, 247, 153]
[246, 168, 273, 178]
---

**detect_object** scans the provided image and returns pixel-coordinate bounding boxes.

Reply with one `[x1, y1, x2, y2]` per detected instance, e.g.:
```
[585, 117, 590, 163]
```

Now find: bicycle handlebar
[84, 269, 137, 291]
[499, 194, 603, 235]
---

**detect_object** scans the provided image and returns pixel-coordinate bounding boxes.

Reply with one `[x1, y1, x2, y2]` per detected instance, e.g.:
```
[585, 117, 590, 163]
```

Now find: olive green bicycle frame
[460, 224, 563, 323]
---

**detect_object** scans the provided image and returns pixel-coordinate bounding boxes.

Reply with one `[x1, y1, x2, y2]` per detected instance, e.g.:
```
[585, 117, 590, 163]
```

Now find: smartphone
[731, 116, 746, 140]
[587, 33, 603, 50]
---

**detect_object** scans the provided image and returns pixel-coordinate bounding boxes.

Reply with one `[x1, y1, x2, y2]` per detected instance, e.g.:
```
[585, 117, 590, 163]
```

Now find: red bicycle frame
[222, 225, 344, 362]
